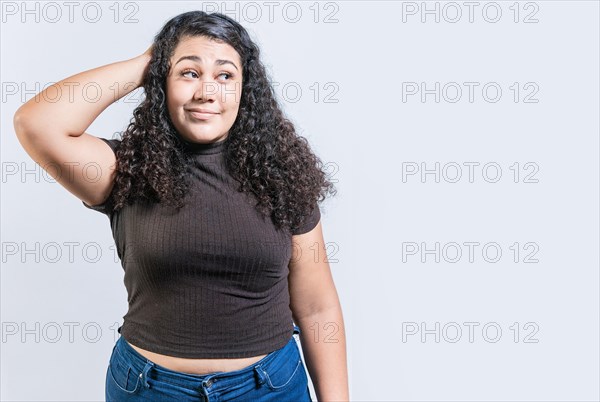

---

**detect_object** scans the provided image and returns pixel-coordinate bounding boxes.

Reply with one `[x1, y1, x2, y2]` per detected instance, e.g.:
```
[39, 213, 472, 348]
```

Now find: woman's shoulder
[98, 137, 122, 154]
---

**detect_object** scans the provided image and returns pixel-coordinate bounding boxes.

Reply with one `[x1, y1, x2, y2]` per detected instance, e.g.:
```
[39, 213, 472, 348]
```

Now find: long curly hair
[106, 11, 336, 233]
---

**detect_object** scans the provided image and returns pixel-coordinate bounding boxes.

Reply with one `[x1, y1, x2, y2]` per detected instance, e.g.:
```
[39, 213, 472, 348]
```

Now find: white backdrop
[1, 1, 599, 401]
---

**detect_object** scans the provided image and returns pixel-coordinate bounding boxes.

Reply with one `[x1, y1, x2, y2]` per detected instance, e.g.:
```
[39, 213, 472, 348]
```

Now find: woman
[13, 10, 348, 402]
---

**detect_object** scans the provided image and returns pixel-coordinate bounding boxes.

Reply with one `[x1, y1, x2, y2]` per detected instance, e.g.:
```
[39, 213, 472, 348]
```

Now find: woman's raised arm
[12, 46, 152, 207]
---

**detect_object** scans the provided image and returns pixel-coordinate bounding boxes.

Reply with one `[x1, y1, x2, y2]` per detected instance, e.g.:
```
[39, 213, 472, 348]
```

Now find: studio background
[1, 1, 599, 401]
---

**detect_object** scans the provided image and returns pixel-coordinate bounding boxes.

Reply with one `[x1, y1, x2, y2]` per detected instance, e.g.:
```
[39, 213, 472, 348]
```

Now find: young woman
[13, 10, 348, 402]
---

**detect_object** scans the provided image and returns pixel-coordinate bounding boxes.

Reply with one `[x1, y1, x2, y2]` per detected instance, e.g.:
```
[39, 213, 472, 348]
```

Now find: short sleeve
[291, 204, 321, 235]
[82, 137, 121, 216]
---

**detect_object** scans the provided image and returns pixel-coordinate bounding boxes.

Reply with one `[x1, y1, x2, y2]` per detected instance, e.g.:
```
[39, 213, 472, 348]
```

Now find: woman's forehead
[171, 36, 240, 63]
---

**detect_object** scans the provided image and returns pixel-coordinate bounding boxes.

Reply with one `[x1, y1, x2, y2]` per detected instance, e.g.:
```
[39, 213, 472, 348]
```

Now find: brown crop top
[83, 137, 320, 358]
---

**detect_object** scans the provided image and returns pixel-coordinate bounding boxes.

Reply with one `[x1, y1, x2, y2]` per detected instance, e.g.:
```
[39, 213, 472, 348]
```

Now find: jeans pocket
[261, 338, 305, 392]
[264, 358, 303, 391]
[107, 349, 142, 394]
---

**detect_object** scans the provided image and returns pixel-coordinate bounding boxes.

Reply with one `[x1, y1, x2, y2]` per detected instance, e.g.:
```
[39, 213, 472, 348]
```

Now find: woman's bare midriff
[127, 340, 268, 375]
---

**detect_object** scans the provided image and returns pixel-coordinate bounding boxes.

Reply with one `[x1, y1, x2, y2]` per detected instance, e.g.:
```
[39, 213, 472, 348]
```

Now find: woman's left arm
[288, 221, 349, 402]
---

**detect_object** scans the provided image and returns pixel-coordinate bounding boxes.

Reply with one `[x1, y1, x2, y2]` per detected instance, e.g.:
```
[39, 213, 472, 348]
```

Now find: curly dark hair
[106, 11, 336, 233]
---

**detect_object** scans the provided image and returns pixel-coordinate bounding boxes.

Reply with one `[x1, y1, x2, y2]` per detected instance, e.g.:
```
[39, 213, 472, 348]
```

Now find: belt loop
[141, 361, 154, 388]
[254, 364, 267, 386]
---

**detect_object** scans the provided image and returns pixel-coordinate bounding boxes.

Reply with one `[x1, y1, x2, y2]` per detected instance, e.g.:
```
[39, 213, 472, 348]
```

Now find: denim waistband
[112, 324, 301, 396]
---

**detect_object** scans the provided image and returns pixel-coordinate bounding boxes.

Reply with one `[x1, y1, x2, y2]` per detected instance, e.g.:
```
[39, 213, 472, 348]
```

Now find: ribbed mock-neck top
[83, 136, 320, 358]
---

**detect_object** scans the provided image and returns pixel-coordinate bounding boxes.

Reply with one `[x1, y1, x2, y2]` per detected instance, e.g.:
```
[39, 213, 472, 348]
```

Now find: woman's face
[166, 35, 242, 144]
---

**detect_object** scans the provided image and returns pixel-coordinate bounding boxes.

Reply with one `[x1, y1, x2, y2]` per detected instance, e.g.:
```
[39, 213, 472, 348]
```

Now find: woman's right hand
[138, 44, 154, 87]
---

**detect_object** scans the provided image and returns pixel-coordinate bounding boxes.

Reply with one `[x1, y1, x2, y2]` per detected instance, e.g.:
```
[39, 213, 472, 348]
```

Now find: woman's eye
[181, 70, 233, 81]
[181, 70, 198, 78]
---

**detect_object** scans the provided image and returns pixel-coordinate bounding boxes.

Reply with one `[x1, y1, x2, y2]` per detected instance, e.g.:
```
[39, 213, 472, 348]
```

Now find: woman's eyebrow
[174, 55, 239, 71]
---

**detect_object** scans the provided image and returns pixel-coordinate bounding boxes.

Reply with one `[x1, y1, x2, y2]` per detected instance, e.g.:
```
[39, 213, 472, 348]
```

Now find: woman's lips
[187, 110, 218, 120]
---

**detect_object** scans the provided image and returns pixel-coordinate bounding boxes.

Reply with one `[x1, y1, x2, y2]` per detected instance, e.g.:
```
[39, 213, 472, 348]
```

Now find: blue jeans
[105, 325, 312, 401]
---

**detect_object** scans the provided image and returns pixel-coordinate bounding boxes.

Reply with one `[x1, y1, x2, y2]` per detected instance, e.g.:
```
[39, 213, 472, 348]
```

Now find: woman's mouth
[186, 109, 219, 120]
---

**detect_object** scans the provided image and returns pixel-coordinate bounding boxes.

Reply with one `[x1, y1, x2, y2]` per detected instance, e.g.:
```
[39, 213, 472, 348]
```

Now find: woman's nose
[194, 80, 218, 101]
